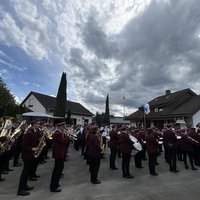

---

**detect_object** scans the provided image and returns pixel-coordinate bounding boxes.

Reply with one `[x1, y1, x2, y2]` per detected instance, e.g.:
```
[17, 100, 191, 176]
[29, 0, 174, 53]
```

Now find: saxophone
[34, 127, 49, 158]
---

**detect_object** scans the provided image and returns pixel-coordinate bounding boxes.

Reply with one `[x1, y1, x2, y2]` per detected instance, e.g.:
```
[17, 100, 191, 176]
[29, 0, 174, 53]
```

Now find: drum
[129, 135, 142, 151]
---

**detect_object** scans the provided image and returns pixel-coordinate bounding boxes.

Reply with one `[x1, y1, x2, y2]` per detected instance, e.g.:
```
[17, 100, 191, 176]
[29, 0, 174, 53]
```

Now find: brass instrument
[34, 127, 49, 158]
[64, 127, 77, 141]
[0, 117, 13, 136]
[187, 136, 199, 144]
[0, 120, 27, 154]
[96, 129, 104, 153]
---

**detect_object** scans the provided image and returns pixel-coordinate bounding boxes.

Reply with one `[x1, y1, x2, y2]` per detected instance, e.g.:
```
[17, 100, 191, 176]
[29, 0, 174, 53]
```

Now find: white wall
[23, 94, 46, 112]
[192, 110, 200, 127]
[72, 114, 92, 125]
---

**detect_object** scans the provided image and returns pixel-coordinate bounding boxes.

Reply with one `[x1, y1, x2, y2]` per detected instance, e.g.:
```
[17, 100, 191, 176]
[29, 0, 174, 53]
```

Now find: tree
[0, 78, 16, 117]
[66, 109, 73, 125]
[103, 94, 110, 125]
[53, 72, 67, 118]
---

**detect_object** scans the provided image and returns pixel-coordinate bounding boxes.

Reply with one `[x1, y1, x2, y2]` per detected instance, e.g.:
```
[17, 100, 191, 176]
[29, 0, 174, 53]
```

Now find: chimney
[165, 90, 171, 95]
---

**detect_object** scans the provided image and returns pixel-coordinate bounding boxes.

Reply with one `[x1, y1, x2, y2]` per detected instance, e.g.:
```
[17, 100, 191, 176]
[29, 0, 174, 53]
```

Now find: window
[28, 98, 34, 107]
[154, 108, 158, 112]
[159, 108, 163, 112]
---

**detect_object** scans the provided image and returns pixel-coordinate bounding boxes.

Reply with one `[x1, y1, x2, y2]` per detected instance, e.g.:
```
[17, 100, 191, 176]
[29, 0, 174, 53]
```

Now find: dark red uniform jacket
[109, 130, 119, 150]
[180, 134, 198, 152]
[0, 136, 7, 142]
[52, 130, 70, 159]
[163, 129, 177, 145]
[87, 133, 102, 157]
[119, 132, 133, 154]
[21, 127, 38, 160]
[145, 134, 159, 154]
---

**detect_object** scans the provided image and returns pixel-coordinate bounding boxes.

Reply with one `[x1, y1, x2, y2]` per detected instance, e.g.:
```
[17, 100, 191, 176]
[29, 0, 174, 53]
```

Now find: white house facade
[21, 91, 93, 125]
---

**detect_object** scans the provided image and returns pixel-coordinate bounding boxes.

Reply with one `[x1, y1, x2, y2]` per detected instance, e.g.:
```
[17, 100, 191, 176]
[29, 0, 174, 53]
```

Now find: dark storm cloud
[71, 0, 200, 115]
[82, 8, 118, 59]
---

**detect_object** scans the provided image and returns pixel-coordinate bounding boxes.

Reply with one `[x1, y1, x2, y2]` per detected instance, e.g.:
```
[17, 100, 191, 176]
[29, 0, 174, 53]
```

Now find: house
[21, 91, 94, 125]
[110, 115, 130, 126]
[126, 88, 200, 129]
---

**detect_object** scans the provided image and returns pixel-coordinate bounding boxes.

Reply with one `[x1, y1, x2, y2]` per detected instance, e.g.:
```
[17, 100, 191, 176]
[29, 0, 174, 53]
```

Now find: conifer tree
[54, 72, 67, 118]
[104, 94, 110, 125]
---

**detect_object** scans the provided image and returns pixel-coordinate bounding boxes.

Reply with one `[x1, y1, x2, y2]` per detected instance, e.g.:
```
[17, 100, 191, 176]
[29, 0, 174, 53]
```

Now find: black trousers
[193, 146, 200, 166]
[89, 156, 100, 182]
[29, 157, 39, 178]
[148, 153, 157, 174]
[121, 153, 131, 176]
[18, 159, 34, 192]
[50, 159, 64, 190]
[110, 148, 117, 169]
[166, 147, 177, 171]
[183, 151, 195, 168]
[134, 151, 142, 168]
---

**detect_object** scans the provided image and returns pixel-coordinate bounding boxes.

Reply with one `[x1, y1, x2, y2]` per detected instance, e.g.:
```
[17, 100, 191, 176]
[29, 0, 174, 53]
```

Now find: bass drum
[129, 134, 142, 151]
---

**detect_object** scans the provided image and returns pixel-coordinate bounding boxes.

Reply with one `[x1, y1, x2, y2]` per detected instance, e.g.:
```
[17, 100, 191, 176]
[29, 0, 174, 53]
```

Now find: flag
[143, 103, 150, 115]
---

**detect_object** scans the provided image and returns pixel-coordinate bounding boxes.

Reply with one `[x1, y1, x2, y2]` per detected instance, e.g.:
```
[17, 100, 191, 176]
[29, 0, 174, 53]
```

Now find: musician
[119, 126, 134, 178]
[163, 124, 179, 173]
[188, 128, 200, 166]
[87, 124, 102, 184]
[28, 121, 44, 181]
[145, 128, 159, 176]
[17, 120, 40, 196]
[133, 129, 144, 168]
[109, 124, 119, 170]
[50, 121, 70, 192]
[180, 129, 198, 170]
[0, 136, 7, 181]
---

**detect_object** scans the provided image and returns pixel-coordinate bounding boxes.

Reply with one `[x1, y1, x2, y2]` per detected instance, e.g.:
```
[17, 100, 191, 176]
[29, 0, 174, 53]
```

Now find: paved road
[1, 145, 200, 200]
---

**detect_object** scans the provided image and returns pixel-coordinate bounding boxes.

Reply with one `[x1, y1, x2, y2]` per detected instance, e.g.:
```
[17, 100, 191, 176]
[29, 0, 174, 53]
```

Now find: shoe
[172, 170, 179, 173]
[33, 174, 40, 178]
[110, 167, 119, 170]
[6, 168, 13, 172]
[185, 166, 189, 169]
[28, 177, 37, 181]
[25, 186, 34, 191]
[2, 171, 8, 174]
[156, 163, 159, 165]
[151, 173, 159, 176]
[51, 188, 61, 192]
[136, 166, 143, 168]
[13, 163, 22, 167]
[192, 167, 198, 170]
[125, 175, 134, 179]
[92, 180, 101, 184]
[0, 177, 5, 181]
[17, 190, 30, 196]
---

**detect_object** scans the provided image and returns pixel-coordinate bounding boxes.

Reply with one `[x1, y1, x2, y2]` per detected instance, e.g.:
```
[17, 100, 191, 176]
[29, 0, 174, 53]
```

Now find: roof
[149, 88, 196, 107]
[21, 91, 94, 117]
[127, 88, 200, 120]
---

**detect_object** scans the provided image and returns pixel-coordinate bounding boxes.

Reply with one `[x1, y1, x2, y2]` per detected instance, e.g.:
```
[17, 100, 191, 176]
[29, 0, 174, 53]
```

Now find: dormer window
[28, 98, 34, 107]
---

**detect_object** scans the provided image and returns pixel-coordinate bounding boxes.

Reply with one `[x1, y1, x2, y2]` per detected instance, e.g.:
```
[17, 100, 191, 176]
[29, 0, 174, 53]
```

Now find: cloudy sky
[0, 0, 200, 116]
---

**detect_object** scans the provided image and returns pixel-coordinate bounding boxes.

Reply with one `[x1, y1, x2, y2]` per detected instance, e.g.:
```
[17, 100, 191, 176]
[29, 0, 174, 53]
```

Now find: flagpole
[144, 111, 146, 130]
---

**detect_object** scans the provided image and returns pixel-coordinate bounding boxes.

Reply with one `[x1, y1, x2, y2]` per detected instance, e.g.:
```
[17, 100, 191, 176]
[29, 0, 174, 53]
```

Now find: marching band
[1, 117, 200, 196]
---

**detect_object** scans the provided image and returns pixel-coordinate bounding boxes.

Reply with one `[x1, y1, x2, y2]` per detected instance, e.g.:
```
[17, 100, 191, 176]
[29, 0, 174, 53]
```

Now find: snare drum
[129, 135, 142, 151]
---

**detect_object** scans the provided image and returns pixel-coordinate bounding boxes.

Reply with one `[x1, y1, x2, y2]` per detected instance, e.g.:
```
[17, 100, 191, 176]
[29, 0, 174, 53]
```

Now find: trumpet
[64, 127, 77, 141]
